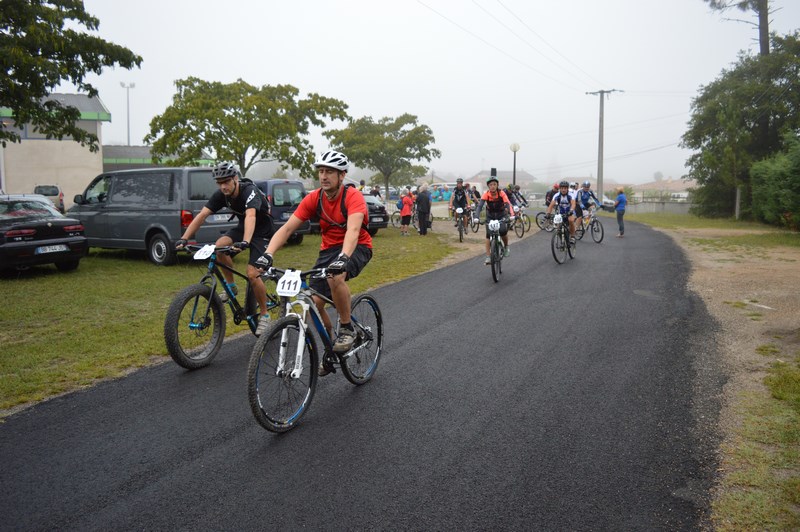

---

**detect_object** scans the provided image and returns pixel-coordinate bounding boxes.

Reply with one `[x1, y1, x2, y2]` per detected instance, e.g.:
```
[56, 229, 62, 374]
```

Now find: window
[109, 173, 172, 204]
[272, 184, 304, 207]
[189, 170, 216, 201]
[84, 176, 112, 203]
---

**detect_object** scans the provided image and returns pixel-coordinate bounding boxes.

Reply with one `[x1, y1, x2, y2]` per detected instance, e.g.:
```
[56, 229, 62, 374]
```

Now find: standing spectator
[399, 189, 414, 236]
[358, 179, 366, 192]
[614, 186, 627, 237]
[370, 185, 382, 199]
[416, 183, 432, 236]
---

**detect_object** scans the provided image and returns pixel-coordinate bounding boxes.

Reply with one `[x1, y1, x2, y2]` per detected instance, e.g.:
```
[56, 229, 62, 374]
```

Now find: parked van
[68, 167, 238, 265]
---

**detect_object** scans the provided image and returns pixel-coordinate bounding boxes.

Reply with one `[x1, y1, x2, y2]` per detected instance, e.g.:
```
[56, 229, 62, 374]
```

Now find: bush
[751, 133, 800, 231]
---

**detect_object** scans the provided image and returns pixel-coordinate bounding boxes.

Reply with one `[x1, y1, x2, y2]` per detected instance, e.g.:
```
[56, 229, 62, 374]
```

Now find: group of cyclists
[175, 150, 605, 375]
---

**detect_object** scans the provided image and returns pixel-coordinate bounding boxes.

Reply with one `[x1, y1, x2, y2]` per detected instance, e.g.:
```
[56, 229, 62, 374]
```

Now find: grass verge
[0, 229, 459, 415]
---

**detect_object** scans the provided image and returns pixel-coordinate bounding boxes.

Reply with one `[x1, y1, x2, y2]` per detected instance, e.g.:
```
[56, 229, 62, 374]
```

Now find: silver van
[68, 167, 237, 265]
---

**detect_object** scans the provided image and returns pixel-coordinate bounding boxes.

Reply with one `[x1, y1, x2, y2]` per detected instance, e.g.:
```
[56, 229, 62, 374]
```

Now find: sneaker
[570, 237, 576, 245]
[484, 256, 491, 265]
[219, 284, 238, 303]
[255, 314, 270, 337]
[503, 247, 510, 258]
[333, 327, 356, 353]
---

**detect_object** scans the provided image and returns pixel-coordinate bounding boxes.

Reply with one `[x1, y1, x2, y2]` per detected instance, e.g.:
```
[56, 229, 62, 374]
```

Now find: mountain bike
[247, 266, 384, 432]
[454, 207, 467, 242]
[481, 218, 505, 282]
[535, 211, 555, 232]
[469, 207, 481, 233]
[164, 244, 286, 369]
[510, 206, 525, 238]
[575, 206, 605, 243]
[517, 205, 532, 233]
[550, 213, 576, 264]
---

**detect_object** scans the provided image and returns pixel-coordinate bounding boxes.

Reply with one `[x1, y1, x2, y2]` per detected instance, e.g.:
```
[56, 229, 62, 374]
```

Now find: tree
[703, 0, 770, 56]
[324, 114, 441, 200]
[0, 0, 142, 151]
[681, 32, 800, 217]
[144, 77, 349, 177]
[751, 131, 800, 230]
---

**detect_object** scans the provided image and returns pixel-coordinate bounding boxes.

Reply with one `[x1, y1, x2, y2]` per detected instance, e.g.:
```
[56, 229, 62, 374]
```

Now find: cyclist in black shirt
[176, 162, 274, 336]
[448, 177, 472, 232]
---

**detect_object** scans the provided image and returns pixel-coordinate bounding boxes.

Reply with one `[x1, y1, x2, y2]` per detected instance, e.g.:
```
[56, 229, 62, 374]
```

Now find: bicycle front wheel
[490, 238, 501, 282]
[522, 213, 531, 232]
[247, 316, 318, 433]
[591, 220, 605, 243]
[164, 283, 226, 369]
[513, 218, 525, 238]
[535, 212, 546, 230]
[551, 230, 567, 264]
[458, 218, 464, 242]
[470, 216, 480, 233]
[340, 294, 384, 385]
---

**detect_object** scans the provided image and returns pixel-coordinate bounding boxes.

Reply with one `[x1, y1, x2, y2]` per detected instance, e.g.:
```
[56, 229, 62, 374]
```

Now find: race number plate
[193, 244, 215, 260]
[553, 214, 563, 224]
[276, 269, 302, 297]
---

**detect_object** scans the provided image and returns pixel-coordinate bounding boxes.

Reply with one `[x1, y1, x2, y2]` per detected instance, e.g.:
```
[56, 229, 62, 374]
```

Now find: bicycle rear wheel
[591, 220, 605, 243]
[246, 278, 289, 321]
[390, 212, 400, 228]
[568, 232, 576, 259]
[247, 316, 318, 433]
[340, 294, 383, 385]
[164, 283, 226, 369]
[551, 229, 567, 264]
[576, 220, 586, 240]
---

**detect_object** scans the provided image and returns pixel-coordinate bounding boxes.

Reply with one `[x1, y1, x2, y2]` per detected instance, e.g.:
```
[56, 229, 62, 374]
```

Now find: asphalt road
[1, 221, 725, 530]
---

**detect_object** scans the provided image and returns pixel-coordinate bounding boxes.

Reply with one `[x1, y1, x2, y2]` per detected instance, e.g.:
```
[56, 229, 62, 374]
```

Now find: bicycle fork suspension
[278, 300, 311, 379]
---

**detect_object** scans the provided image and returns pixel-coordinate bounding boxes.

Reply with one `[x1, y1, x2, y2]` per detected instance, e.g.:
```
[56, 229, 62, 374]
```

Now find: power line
[416, 0, 584, 93]
[496, 0, 608, 88]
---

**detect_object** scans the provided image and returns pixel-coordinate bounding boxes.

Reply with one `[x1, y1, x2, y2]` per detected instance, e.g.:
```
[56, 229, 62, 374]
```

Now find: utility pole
[586, 89, 622, 200]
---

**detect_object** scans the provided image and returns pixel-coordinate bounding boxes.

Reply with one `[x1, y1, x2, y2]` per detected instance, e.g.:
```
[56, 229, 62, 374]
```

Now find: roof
[0, 93, 111, 122]
[631, 178, 697, 192]
[470, 169, 537, 184]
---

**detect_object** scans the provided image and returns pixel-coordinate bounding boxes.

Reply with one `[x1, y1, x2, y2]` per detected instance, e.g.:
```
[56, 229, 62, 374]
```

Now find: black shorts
[309, 244, 372, 299]
[575, 205, 584, 218]
[401, 215, 412, 225]
[223, 227, 270, 267]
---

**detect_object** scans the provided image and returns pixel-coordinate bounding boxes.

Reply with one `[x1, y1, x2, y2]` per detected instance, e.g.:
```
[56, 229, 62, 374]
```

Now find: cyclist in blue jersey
[574, 180, 601, 228]
[545, 180, 578, 244]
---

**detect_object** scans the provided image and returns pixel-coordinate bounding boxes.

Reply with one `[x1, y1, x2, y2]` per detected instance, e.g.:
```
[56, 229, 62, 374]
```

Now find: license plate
[281, 212, 292, 220]
[371, 216, 384, 223]
[212, 214, 231, 222]
[35, 244, 69, 254]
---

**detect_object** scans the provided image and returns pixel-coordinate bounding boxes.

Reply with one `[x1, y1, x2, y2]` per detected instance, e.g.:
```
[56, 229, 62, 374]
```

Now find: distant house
[470, 169, 536, 186]
[0, 93, 110, 207]
[631, 177, 697, 202]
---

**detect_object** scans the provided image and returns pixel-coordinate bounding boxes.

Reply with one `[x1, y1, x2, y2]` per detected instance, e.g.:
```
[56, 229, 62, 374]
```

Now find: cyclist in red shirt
[257, 150, 372, 374]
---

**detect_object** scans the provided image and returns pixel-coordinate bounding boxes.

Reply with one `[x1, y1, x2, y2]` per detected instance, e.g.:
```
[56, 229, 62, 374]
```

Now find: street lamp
[509, 143, 520, 186]
[120, 82, 135, 146]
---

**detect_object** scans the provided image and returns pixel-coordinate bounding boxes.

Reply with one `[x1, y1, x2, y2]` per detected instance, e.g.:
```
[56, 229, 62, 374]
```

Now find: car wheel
[148, 232, 176, 266]
[287, 234, 304, 245]
[368, 228, 379, 236]
[55, 259, 80, 271]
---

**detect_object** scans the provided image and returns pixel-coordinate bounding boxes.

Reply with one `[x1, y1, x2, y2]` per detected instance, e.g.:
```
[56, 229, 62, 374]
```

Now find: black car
[0, 195, 88, 271]
[254, 179, 310, 245]
[362, 193, 388, 236]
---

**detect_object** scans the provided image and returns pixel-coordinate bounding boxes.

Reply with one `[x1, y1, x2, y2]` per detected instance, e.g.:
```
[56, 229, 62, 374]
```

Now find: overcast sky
[66, 0, 800, 184]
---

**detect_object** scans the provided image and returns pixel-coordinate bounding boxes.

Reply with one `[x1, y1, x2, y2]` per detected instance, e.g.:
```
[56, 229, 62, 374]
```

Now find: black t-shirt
[205, 180, 273, 236]
[451, 187, 469, 207]
[416, 191, 431, 212]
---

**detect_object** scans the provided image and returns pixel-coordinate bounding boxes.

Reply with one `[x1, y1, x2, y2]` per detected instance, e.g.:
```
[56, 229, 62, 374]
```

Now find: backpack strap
[315, 184, 368, 231]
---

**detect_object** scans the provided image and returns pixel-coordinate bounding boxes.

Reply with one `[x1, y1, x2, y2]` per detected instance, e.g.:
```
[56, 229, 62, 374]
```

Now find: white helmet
[314, 150, 350, 172]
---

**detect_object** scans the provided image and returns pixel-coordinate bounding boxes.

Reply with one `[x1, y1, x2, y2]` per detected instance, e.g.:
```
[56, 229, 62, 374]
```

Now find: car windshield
[0, 199, 63, 221]
[362, 195, 381, 206]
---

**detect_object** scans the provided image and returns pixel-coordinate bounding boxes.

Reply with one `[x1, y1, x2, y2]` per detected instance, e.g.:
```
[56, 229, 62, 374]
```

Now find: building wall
[1, 137, 104, 209]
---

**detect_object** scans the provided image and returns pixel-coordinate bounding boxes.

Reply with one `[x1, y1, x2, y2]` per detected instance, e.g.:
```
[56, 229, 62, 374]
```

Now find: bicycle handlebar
[179, 243, 242, 257]
[261, 266, 328, 281]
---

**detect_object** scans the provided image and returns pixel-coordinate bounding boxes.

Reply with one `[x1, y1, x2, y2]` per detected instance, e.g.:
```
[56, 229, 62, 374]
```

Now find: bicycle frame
[269, 268, 373, 379]
[185, 245, 280, 334]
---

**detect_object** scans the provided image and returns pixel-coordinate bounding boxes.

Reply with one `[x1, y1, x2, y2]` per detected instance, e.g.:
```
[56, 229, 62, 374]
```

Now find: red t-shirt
[294, 187, 372, 250]
[401, 195, 414, 216]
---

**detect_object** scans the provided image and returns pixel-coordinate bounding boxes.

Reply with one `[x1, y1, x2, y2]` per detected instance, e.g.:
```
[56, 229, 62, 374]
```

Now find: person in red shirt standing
[399, 188, 414, 236]
[257, 150, 372, 375]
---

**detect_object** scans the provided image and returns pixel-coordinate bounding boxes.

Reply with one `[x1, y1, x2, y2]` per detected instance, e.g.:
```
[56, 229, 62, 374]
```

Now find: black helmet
[211, 162, 241, 181]
[456, 177, 463, 183]
[559, 180, 569, 188]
